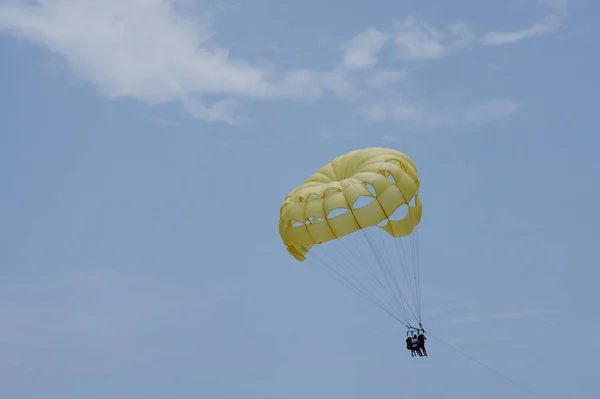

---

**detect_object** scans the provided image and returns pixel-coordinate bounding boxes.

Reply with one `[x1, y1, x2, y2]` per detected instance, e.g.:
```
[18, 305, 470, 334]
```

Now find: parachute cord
[403, 234, 421, 322]
[302, 210, 389, 313]
[361, 229, 420, 324]
[411, 227, 422, 323]
[370, 190, 421, 327]
[335, 239, 409, 319]
[374, 227, 407, 320]
[335, 235, 412, 321]
[428, 332, 547, 399]
[338, 186, 412, 322]
[391, 232, 421, 324]
[417, 228, 422, 321]
[360, 230, 406, 313]
[311, 249, 387, 313]
[311, 245, 412, 326]
[310, 248, 411, 328]
[399, 234, 421, 321]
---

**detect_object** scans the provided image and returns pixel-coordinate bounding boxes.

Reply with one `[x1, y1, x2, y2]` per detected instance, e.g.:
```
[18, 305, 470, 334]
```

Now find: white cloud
[0, 0, 337, 123]
[391, 0, 565, 59]
[363, 98, 420, 124]
[341, 28, 389, 69]
[361, 98, 519, 127]
[481, 14, 563, 45]
[0, 0, 567, 126]
[447, 20, 475, 50]
[182, 97, 244, 124]
[313, 69, 360, 101]
[386, 17, 475, 60]
[480, 0, 567, 45]
[392, 16, 448, 60]
[347, 0, 566, 125]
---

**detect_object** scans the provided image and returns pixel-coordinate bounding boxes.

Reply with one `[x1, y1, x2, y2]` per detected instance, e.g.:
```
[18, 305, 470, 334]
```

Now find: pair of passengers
[406, 333, 427, 357]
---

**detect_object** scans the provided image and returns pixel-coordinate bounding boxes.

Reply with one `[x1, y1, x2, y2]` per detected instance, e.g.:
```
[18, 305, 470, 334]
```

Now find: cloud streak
[481, 0, 568, 45]
[361, 98, 519, 128]
[0, 269, 229, 372]
[481, 14, 564, 45]
[449, 308, 561, 325]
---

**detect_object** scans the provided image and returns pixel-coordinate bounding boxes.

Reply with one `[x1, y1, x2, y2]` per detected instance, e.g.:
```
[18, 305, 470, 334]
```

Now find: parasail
[278, 147, 424, 330]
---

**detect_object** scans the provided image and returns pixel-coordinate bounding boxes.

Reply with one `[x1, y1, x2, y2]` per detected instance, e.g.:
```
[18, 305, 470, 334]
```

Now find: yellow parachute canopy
[279, 147, 422, 261]
[278, 147, 424, 329]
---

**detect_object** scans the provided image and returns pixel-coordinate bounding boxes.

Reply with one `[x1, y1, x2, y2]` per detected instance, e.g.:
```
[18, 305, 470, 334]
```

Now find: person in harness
[405, 328, 427, 357]
[406, 334, 422, 356]
[417, 332, 428, 356]
[405, 336, 413, 354]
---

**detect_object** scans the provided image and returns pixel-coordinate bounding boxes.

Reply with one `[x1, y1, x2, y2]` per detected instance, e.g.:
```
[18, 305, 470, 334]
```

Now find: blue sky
[1, 0, 599, 398]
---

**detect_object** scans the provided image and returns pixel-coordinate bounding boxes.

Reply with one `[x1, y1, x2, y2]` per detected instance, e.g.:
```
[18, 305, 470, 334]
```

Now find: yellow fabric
[279, 147, 422, 261]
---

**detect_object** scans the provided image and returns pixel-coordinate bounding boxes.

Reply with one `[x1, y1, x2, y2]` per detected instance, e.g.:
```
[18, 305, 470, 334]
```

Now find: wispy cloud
[425, 305, 466, 316]
[481, 0, 568, 45]
[319, 126, 359, 140]
[450, 315, 481, 324]
[449, 308, 561, 325]
[144, 115, 181, 127]
[0, 269, 229, 372]
[340, 28, 389, 69]
[329, 0, 565, 126]
[391, 16, 472, 60]
[488, 309, 561, 320]
[481, 14, 563, 45]
[445, 334, 500, 345]
[365, 69, 407, 91]
[368, 0, 567, 62]
[361, 98, 519, 128]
